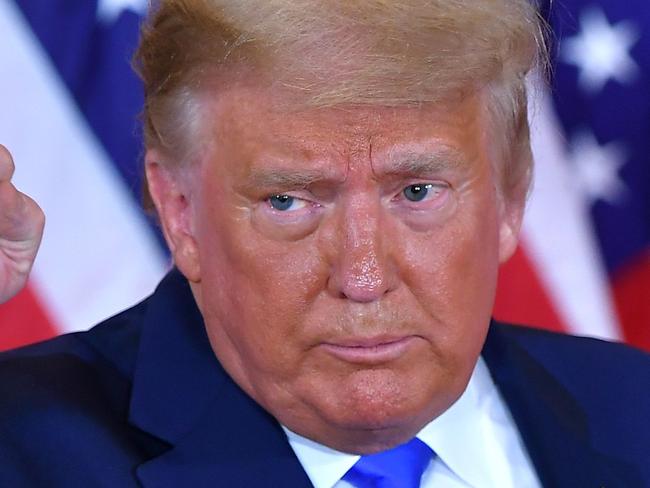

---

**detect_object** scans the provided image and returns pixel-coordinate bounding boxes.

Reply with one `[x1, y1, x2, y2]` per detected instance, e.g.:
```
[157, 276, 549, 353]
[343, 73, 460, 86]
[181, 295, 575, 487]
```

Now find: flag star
[569, 131, 627, 205]
[561, 7, 640, 94]
[97, 0, 148, 24]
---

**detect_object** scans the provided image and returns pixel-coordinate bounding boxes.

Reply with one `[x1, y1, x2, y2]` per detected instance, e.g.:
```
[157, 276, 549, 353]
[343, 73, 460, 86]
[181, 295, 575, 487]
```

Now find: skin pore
[145, 84, 524, 454]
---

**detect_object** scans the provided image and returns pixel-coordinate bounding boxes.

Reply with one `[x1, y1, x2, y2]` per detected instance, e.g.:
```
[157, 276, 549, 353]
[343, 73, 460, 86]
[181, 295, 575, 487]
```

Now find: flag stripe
[14, 0, 152, 215]
[494, 246, 567, 333]
[524, 82, 621, 341]
[0, 0, 168, 334]
[0, 285, 58, 351]
[612, 252, 650, 349]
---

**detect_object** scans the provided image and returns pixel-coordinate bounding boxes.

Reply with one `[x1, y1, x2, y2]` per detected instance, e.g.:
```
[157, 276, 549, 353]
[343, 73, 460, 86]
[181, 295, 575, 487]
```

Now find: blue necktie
[341, 438, 434, 488]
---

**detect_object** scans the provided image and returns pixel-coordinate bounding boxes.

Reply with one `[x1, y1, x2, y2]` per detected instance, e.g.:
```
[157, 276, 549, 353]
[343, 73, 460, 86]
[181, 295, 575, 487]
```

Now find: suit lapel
[483, 323, 641, 487]
[134, 375, 314, 488]
[127, 270, 312, 488]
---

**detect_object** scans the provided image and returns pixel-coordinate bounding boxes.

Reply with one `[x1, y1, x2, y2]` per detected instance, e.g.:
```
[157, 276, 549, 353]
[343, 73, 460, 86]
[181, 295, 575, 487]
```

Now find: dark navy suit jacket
[0, 270, 648, 487]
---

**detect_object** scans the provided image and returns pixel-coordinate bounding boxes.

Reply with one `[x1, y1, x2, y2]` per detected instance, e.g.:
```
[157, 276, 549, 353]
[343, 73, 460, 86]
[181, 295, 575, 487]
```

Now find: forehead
[199, 84, 489, 176]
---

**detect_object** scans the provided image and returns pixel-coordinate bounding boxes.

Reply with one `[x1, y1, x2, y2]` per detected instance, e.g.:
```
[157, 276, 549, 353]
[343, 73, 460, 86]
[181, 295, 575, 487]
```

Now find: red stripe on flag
[612, 251, 650, 352]
[493, 245, 568, 333]
[0, 282, 59, 351]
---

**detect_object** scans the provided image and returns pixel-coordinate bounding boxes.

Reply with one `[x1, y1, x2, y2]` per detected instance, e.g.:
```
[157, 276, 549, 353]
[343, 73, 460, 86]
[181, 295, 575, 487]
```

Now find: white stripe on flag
[0, 1, 168, 333]
[524, 80, 621, 341]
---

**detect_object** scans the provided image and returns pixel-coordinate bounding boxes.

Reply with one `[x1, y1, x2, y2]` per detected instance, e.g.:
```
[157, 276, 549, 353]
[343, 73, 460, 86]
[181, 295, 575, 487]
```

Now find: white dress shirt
[283, 357, 542, 488]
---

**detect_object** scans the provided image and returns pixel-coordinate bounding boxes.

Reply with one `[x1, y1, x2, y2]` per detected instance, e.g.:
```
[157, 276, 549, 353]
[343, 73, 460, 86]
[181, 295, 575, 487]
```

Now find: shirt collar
[283, 427, 359, 488]
[283, 356, 500, 488]
[418, 356, 504, 487]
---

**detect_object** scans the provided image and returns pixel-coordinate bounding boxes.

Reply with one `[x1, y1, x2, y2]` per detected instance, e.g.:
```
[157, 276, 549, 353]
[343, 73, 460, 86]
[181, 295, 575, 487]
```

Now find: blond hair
[135, 0, 547, 203]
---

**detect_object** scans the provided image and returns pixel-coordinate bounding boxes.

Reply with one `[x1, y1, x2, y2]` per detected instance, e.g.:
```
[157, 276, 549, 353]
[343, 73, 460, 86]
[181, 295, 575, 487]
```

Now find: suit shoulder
[493, 322, 650, 374]
[490, 322, 650, 430]
[0, 299, 148, 421]
[487, 323, 650, 484]
[0, 300, 154, 485]
[0, 297, 147, 376]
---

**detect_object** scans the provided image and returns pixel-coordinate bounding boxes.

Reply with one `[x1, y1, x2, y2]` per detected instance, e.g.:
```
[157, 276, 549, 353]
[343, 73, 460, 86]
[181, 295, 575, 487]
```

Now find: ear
[497, 191, 526, 264]
[145, 149, 201, 283]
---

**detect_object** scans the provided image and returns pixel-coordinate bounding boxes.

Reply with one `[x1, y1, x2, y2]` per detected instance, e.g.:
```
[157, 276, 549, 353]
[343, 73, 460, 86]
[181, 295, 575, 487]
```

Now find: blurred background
[0, 0, 648, 352]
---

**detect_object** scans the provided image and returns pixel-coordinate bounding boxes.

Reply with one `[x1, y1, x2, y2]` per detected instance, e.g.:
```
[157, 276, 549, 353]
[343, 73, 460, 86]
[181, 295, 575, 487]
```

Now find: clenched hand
[0, 144, 44, 303]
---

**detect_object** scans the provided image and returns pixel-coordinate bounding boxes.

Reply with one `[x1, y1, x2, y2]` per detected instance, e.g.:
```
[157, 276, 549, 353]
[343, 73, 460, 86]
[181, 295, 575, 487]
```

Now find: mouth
[319, 335, 420, 364]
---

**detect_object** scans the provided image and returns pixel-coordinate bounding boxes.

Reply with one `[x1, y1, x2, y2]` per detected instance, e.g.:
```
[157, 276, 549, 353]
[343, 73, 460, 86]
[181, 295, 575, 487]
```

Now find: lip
[319, 335, 419, 364]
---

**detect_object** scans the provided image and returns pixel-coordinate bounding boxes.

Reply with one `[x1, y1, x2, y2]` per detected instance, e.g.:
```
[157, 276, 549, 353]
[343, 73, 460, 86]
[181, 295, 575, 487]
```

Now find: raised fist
[0, 144, 45, 303]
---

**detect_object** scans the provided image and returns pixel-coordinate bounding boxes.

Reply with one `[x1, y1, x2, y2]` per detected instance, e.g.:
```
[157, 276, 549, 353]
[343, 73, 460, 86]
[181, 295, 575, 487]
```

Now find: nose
[326, 195, 396, 302]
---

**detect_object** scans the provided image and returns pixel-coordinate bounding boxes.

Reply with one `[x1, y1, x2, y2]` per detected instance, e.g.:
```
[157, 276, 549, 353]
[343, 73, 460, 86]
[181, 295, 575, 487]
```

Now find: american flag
[0, 0, 648, 352]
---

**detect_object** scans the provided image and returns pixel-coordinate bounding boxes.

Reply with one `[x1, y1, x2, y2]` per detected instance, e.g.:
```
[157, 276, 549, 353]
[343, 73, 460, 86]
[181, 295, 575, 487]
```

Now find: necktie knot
[342, 438, 434, 488]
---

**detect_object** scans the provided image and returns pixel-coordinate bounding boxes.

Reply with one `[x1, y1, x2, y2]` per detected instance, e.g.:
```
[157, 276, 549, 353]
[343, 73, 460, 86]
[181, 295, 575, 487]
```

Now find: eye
[403, 183, 436, 202]
[268, 194, 308, 212]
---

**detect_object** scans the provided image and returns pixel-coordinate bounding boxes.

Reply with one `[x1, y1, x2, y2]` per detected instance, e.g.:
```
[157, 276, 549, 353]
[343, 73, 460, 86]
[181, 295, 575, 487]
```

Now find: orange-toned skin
[146, 86, 524, 454]
[0, 144, 44, 303]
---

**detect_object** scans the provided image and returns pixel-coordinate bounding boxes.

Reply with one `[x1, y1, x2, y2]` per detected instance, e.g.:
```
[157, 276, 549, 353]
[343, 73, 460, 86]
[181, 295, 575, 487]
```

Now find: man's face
[147, 86, 523, 454]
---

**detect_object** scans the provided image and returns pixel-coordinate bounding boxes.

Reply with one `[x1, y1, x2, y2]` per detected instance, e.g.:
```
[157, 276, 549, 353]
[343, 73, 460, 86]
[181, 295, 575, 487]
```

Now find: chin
[313, 404, 432, 454]
[304, 369, 451, 452]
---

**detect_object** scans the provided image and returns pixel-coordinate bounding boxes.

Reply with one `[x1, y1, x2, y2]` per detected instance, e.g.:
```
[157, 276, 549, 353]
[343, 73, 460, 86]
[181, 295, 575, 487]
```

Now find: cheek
[398, 185, 500, 349]
[195, 196, 329, 371]
[196, 178, 317, 295]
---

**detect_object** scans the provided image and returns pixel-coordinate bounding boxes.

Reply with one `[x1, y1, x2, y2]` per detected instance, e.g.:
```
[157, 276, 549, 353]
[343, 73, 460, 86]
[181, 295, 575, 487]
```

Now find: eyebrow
[245, 167, 341, 189]
[243, 148, 466, 189]
[381, 148, 465, 178]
